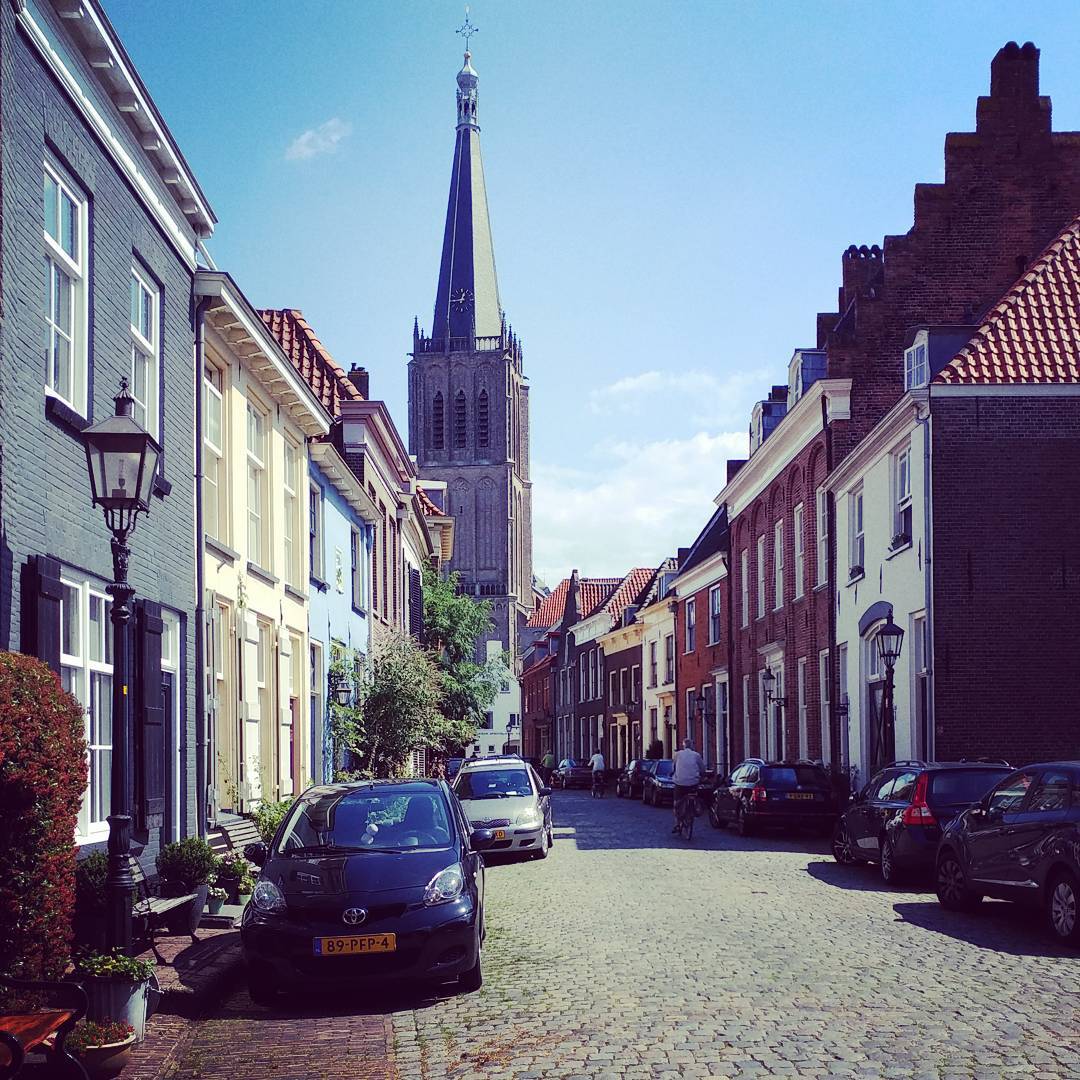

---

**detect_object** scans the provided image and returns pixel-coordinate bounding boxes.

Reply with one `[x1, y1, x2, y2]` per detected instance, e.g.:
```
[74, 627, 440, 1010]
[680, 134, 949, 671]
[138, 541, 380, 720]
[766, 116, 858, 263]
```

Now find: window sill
[45, 393, 89, 436]
[310, 575, 329, 594]
[812, 581, 829, 593]
[206, 537, 239, 564]
[285, 584, 307, 603]
[846, 569, 865, 587]
[351, 603, 368, 617]
[886, 541, 913, 560]
[247, 561, 279, 586]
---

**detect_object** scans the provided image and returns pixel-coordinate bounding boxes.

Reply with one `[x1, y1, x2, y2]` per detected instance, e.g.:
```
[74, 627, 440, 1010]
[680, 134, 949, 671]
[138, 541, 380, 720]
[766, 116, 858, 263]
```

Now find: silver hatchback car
[452, 756, 554, 859]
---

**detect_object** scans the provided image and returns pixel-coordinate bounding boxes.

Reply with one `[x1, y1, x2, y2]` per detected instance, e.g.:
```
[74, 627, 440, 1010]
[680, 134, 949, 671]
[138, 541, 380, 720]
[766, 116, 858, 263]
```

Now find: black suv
[935, 762, 1080, 944]
[710, 759, 835, 835]
[615, 759, 657, 799]
[832, 760, 1012, 884]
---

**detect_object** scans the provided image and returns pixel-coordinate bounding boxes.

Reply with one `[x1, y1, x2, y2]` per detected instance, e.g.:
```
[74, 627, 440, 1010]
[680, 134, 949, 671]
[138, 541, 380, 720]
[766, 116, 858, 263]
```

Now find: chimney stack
[349, 365, 369, 399]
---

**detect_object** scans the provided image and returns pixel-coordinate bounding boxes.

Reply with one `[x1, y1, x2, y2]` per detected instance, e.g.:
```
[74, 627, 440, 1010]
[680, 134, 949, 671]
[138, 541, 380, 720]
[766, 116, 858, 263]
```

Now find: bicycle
[674, 785, 698, 841]
[591, 770, 605, 799]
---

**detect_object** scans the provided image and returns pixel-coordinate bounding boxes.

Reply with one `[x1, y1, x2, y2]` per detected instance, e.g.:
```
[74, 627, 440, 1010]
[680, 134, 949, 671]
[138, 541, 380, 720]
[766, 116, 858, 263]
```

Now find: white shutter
[242, 611, 262, 803]
[278, 629, 294, 797]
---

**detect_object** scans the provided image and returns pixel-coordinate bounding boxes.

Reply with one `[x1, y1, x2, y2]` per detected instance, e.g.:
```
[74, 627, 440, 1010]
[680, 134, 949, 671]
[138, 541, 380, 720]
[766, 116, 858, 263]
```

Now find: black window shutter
[22, 555, 63, 674]
[409, 568, 424, 642]
[135, 599, 166, 830]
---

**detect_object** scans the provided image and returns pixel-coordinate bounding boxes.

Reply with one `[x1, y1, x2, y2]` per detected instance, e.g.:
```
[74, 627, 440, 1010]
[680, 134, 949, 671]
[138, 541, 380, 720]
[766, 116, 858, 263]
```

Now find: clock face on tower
[452, 288, 474, 310]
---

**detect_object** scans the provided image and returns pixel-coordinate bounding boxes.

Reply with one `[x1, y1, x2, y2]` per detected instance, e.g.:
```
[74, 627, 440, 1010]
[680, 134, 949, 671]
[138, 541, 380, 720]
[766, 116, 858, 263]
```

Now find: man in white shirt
[588, 748, 606, 791]
[672, 738, 705, 831]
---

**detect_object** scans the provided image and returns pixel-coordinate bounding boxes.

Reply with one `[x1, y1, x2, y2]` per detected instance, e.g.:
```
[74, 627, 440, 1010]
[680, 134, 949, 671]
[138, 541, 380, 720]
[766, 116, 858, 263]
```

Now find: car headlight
[514, 808, 541, 827]
[252, 879, 287, 914]
[424, 863, 465, 906]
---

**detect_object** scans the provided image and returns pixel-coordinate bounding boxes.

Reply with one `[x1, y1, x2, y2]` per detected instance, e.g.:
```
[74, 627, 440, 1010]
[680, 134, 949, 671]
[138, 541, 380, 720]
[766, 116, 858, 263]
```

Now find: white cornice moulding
[715, 378, 853, 520]
[672, 551, 728, 599]
[825, 390, 926, 494]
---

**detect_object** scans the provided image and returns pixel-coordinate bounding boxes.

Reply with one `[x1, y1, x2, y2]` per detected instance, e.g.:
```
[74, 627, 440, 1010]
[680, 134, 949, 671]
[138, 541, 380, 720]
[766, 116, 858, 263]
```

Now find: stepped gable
[937, 215, 1080, 385]
[259, 308, 362, 418]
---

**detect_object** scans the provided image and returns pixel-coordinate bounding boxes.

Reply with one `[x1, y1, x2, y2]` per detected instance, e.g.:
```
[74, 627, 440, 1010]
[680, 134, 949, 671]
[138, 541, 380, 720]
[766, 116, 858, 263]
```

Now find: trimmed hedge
[0, 652, 87, 1006]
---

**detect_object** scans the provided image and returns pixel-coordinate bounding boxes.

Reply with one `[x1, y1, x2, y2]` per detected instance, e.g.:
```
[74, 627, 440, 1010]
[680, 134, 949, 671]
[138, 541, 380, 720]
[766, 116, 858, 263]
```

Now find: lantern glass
[875, 620, 905, 669]
[82, 384, 161, 514]
[762, 667, 776, 697]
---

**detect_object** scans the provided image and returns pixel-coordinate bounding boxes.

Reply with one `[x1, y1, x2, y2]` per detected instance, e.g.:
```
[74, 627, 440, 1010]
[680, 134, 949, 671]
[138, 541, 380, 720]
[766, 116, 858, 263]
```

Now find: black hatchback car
[935, 762, 1080, 944]
[711, 759, 835, 835]
[831, 760, 1012, 884]
[241, 779, 494, 1003]
[615, 759, 657, 799]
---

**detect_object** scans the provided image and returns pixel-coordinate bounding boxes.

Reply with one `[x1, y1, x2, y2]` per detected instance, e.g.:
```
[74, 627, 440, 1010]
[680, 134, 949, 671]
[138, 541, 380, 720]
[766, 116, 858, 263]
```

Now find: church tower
[408, 36, 533, 750]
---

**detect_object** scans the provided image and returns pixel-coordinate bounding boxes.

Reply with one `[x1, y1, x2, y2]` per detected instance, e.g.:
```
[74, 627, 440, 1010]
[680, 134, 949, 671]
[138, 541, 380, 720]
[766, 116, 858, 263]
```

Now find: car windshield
[761, 766, 828, 788]
[455, 768, 534, 800]
[277, 788, 453, 853]
[654, 760, 674, 778]
[928, 769, 1012, 805]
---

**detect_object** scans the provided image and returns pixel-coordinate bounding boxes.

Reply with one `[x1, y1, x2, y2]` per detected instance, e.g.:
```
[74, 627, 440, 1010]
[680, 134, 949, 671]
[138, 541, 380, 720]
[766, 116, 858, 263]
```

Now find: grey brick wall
[0, 3, 199, 862]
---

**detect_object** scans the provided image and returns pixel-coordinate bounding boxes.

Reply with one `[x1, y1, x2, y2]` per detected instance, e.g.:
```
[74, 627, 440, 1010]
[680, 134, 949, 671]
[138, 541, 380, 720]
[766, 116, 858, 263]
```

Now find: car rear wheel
[936, 850, 982, 911]
[616, 783, 624, 798]
[831, 820, 857, 865]
[247, 976, 278, 1006]
[735, 806, 754, 837]
[879, 837, 904, 886]
[708, 803, 723, 830]
[1047, 870, 1080, 944]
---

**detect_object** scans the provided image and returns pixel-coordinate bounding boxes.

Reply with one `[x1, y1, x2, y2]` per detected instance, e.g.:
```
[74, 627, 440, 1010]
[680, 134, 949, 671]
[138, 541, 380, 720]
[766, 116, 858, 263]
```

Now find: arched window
[454, 390, 467, 449]
[477, 389, 489, 448]
[432, 392, 444, 451]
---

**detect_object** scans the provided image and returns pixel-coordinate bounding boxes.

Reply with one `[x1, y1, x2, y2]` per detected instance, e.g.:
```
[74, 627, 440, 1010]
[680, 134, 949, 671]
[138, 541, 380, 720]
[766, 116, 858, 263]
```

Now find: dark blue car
[241, 779, 492, 1002]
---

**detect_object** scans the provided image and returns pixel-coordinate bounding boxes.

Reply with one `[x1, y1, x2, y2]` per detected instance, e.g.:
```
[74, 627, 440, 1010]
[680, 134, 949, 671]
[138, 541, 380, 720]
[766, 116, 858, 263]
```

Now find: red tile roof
[259, 308, 363, 417]
[526, 575, 624, 629]
[576, 579, 624, 621]
[937, 216, 1080, 385]
[415, 486, 440, 517]
[600, 568, 656, 623]
[527, 579, 569, 628]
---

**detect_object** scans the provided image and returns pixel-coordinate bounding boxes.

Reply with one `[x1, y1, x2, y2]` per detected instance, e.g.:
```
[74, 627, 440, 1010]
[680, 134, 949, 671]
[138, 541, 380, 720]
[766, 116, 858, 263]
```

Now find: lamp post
[81, 380, 162, 954]
[693, 690, 707, 760]
[875, 619, 905, 767]
[762, 666, 786, 760]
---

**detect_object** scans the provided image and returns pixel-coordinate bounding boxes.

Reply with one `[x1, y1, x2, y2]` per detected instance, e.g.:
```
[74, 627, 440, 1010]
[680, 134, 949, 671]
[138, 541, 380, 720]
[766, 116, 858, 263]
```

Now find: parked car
[615, 759, 657, 799]
[445, 757, 465, 781]
[935, 762, 1080, 944]
[832, 760, 1013, 884]
[552, 758, 592, 789]
[642, 759, 675, 806]
[711, 759, 835, 835]
[241, 778, 490, 1003]
[452, 756, 553, 858]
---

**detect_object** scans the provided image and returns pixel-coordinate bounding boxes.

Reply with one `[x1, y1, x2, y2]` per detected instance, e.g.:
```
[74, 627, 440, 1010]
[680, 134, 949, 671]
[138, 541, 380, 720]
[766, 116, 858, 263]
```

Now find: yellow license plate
[493, 829, 506, 840]
[313, 934, 396, 956]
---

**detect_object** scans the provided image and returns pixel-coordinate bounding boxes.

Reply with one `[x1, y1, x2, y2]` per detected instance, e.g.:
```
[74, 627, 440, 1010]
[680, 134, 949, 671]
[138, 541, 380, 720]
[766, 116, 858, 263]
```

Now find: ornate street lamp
[328, 669, 353, 708]
[875, 619, 905, 767]
[762, 665, 786, 760]
[81, 380, 162, 954]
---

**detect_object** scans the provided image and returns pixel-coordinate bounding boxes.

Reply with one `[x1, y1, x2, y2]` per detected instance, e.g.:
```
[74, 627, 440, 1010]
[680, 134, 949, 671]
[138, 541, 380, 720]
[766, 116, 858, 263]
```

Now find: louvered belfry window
[454, 390, 467, 449]
[477, 389, 489, 448]
[432, 392, 445, 450]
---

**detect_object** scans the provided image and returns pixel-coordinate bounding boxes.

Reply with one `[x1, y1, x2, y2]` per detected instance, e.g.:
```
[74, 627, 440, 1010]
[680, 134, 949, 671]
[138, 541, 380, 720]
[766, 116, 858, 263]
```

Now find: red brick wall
[522, 654, 554, 758]
[602, 641, 643, 762]
[931, 393, 1080, 765]
[675, 575, 729, 758]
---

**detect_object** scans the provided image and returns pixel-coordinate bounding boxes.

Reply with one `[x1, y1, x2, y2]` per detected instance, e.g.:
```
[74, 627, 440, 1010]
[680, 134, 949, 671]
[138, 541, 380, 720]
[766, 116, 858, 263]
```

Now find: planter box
[81, 973, 160, 1041]
[79, 1035, 136, 1079]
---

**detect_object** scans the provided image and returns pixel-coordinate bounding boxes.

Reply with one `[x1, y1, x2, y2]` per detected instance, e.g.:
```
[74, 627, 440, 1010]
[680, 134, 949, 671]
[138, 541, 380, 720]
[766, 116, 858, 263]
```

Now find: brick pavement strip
[162, 793, 1080, 1080]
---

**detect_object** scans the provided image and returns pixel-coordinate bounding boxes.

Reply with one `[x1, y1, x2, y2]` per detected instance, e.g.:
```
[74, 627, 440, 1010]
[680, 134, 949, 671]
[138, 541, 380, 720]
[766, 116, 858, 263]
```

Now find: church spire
[431, 19, 503, 346]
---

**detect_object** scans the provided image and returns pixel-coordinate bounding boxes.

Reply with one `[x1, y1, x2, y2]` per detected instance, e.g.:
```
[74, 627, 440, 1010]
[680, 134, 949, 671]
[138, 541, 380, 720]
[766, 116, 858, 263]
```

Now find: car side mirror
[470, 828, 496, 851]
[986, 805, 1004, 824]
[244, 841, 267, 866]
[538, 787, 552, 798]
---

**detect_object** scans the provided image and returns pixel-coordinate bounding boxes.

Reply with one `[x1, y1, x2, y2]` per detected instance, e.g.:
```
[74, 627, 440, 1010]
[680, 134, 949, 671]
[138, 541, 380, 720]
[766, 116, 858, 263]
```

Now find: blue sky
[107, 1, 1080, 585]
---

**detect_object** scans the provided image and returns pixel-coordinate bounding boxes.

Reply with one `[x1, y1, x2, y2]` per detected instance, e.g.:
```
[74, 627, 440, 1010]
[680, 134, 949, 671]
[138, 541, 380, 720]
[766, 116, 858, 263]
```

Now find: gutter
[822, 393, 842, 767]
[918, 388, 935, 762]
[193, 295, 213, 837]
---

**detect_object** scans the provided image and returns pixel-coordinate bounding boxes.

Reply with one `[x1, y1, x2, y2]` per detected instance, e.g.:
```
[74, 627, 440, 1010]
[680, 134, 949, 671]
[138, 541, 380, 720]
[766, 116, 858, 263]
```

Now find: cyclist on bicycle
[671, 738, 705, 833]
[589, 747, 606, 793]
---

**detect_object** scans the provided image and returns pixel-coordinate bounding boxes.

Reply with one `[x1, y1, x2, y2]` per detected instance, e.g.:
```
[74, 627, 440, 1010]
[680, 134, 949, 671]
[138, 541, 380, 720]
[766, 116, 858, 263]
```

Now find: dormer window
[904, 342, 928, 389]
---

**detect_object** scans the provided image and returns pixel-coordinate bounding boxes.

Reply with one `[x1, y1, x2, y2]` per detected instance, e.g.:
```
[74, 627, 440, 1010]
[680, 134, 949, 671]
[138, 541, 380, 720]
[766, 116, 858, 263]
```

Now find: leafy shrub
[0, 652, 87, 1009]
[72, 948, 155, 982]
[75, 852, 109, 914]
[251, 799, 294, 845]
[216, 851, 255, 895]
[155, 837, 220, 891]
[68, 1019, 135, 1054]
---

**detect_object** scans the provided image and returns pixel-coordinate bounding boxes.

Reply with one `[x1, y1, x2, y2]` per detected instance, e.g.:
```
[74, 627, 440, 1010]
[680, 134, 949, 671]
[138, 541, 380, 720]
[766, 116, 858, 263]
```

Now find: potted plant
[207, 883, 228, 916]
[216, 851, 252, 904]
[236, 865, 256, 909]
[67, 1019, 136, 1079]
[890, 531, 911, 550]
[73, 950, 157, 1041]
[156, 837, 220, 933]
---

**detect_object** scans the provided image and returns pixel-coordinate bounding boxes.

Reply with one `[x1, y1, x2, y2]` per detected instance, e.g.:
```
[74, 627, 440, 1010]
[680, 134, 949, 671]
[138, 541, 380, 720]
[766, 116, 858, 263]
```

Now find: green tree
[422, 567, 507, 754]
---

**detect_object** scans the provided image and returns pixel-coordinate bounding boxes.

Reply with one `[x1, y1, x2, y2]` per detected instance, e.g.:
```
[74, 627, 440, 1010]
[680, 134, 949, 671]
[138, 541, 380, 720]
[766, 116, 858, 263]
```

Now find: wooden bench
[0, 976, 88, 1080]
[130, 857, 199, 963]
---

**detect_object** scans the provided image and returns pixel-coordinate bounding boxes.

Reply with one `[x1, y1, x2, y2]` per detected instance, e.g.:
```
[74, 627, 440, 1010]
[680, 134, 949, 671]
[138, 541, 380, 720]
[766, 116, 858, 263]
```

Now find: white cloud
[285, 118, 352, 161]
[531, 430, 749, 586]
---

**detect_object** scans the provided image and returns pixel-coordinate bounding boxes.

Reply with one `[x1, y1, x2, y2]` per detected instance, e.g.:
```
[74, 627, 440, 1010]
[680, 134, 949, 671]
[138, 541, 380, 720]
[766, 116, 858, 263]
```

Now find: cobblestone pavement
[167, 790, 1080, 1079]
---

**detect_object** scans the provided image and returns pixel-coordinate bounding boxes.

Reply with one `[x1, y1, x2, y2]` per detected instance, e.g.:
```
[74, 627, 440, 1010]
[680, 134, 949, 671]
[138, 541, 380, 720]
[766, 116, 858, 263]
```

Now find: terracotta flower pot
[79, 1034, 136, 1079]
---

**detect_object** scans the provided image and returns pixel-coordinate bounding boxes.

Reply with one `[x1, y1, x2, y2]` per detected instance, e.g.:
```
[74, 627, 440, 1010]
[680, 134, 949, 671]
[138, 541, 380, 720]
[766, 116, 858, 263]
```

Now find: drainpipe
[917, 389, 934, 763]
[193, 294, 213, 838]
[822, 393, 841, 768]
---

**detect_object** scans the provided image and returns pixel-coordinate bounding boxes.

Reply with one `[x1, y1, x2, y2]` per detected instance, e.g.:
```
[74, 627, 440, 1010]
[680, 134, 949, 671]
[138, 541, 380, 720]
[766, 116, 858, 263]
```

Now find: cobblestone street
[169, 791, 1079, 1080]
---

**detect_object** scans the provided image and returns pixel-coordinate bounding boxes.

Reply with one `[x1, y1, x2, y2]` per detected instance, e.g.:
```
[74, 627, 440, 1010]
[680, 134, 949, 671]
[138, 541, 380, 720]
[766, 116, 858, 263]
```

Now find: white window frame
[161, 610, 181, 843]
[309, 483, 324, 581]
[350, 526, 365, 610]
[773, 520, 784, 610]
[61, 575, 114, 844]
[740, 549, 749, 628]
[816, 487, 828, 587]
[685, 597, 696, 653]
[756, 536, 766, 618]
[43, 159, 88, 414]
[203, 363, 225, 541]
[609, 670, 617, 705]
[793, 503, 805, 599]
[246, 400, 269, 567]
[579, 653, 586, 702]
[850, 488, 865, 572]
[631, 664, 640, 704]
[904, 342, 928, 390]
[742, 674, 750, 759]
[664, 634, 675, 684]
[893, 445, 913, 542]
[129, 264, 159, 435]
[708, 584, 722, 645]
[797, 656, 808, 759]
[649, 640, 657, 687]
[912, 614, 929, 761]
[819, 649, 832, 766]
[686, 688, 696, 742]
[283, 439, 301, 588]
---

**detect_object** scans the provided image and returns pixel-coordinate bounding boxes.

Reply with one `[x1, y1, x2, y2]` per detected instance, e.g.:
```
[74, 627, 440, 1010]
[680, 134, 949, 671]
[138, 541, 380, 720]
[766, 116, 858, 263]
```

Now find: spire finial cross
[456, 6, 478, 51]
